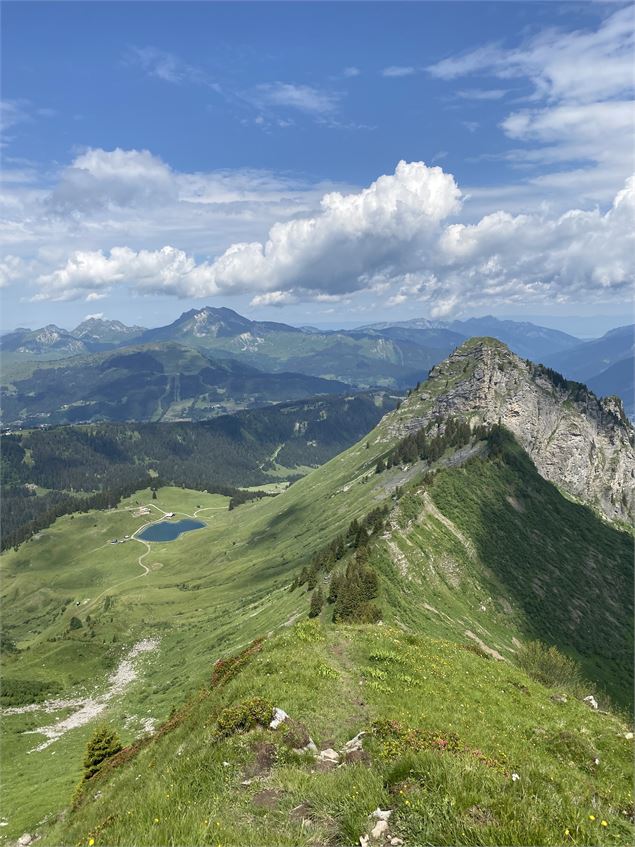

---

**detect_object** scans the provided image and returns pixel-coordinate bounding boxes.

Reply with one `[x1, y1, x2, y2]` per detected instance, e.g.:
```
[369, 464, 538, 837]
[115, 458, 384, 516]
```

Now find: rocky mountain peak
[72, 318, 146, 343]
[381, 337, 635, 522]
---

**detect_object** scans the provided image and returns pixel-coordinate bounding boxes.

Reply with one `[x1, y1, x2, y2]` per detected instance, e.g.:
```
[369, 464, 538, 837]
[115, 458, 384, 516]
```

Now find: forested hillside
[0, 343, 351, 426]
[0, 390, 399, 549]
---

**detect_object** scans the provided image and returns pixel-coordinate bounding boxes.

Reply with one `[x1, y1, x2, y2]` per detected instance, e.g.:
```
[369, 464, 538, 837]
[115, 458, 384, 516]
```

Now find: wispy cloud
[124, 45, 220, 91]
[342, 66, 360, 78]
[382, 66, 416, 78]
[456, 88, 507, 101]
[0, 99, 56, 148]
[427, 6, 635, 204]
[428, 6, 634, 104]
[250, 82, 341, 115]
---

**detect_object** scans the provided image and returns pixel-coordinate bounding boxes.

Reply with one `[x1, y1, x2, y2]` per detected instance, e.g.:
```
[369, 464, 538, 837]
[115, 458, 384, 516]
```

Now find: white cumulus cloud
[49, 147, 177, 212]
[31, 162, 634, 313]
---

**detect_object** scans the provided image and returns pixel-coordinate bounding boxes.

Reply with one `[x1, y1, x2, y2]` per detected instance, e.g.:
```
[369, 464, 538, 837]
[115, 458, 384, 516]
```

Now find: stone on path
[370, 819, 389, 840]
[317, 747, 340, 764]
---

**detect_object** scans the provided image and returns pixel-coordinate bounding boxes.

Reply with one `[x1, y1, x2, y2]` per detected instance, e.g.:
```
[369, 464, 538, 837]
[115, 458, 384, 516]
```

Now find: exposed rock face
[381, 338, 635, 523]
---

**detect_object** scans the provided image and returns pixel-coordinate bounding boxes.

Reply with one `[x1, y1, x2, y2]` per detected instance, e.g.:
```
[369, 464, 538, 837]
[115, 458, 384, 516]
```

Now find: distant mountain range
[0, 343, 351, 426]
[0, 319, 146, 357]
[544, 324, 634, 416]
[1, 307, 632, 423]
[360, 314, 581, 360]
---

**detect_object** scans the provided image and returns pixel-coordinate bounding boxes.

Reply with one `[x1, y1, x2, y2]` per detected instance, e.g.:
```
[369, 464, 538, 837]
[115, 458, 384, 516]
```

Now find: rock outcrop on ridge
[380, 337, 635, 523]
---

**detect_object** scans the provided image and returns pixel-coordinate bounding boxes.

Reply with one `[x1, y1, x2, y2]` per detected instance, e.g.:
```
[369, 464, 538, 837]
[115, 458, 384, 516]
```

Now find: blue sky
[1, 1, 633, 332]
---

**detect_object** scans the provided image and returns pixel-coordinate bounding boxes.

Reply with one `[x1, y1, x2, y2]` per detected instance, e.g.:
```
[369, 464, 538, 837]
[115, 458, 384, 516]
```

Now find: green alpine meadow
[2, 338, 633, 846]
[2, 3, 634, 844]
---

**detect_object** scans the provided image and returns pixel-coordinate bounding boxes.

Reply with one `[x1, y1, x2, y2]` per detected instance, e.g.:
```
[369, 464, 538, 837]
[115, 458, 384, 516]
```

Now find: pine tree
[83, 725, 122, 779]
[327, 574, 341, 603]
[346, 518, 359, 545]
[333, 535, 345, 560]
[309, 586, 324, 618]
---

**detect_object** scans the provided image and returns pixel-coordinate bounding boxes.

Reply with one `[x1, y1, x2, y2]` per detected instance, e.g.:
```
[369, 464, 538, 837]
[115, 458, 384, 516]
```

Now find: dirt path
[420, 491, 477, 560]
[193, 506, 227, 518]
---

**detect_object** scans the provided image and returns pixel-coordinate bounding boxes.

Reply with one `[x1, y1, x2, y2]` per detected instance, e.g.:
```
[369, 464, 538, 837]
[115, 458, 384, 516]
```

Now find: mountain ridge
[375, 337, 634, 522]
[2, 335, 633, 844]
[5, 309, 631, 417]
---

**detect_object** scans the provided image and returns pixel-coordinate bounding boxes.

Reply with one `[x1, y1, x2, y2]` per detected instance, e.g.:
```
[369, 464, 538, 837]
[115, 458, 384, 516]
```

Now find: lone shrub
[83, 725, 122, 779]
[69, 616, 83, 630]
[214, 696, 273, 739]
[516, 640, 583, 694]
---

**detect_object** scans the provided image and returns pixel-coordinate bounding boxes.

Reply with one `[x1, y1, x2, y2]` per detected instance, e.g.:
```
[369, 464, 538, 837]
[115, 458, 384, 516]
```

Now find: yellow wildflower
[589, 815, 596, 821]
[88, 839, 95, 846]
[154, 818, 159, 824]
[564, 830, 570, 837]
[601, 821, 608, 827]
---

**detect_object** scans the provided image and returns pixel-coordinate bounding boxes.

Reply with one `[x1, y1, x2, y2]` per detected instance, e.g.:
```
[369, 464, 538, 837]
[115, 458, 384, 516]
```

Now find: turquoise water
[137, 519, 206, 542]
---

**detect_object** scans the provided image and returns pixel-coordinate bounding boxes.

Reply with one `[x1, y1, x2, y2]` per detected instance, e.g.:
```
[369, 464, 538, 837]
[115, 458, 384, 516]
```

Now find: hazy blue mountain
[0, 343, 350, 426]
[1, 319, 147, 358]
[587, 356, 634, 417]
[447, 316, 581, 360]
[0, 325, 89, 357]
[544, 324, 634, 382]
[361, 314, 581, 361]
[360, 325, 466, 351]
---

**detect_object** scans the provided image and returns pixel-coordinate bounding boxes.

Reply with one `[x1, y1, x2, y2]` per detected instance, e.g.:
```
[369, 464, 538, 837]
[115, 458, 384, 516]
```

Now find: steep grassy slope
[2, 339, 633, 844]
[43, 620, 634, 847]
[371, 435, 633, 708]
[2, 432, 632, 842]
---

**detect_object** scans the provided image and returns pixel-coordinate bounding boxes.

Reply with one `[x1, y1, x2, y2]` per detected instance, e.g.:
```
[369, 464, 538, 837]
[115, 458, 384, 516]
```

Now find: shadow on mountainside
[430, 434, 634, 711]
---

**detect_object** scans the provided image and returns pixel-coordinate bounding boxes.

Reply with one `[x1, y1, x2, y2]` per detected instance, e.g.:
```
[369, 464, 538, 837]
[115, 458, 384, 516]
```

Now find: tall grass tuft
[516, 640, 585, 696]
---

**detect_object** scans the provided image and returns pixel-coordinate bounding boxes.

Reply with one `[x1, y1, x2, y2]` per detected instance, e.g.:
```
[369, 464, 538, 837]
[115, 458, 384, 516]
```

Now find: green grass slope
[2, 342, 633, 844]
[2, 430, 632, 843]
[44, 621, 634, 847]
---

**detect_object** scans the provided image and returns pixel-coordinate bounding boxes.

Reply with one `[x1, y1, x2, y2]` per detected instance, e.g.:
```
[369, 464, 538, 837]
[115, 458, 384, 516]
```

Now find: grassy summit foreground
[46, 620, 633, 847]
